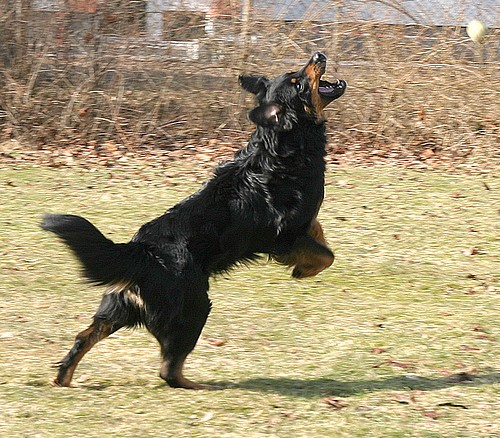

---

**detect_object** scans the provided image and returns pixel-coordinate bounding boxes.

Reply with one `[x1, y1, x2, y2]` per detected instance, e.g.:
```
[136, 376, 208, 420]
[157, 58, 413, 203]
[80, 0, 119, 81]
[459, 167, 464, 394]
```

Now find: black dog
[42, 52, 346, 389]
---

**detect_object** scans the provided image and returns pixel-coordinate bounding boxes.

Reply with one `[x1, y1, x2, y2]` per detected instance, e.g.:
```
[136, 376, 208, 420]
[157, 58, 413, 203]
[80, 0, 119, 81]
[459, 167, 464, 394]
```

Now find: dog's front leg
[275, 219, 334, 278]
[288, 234, 334, 278]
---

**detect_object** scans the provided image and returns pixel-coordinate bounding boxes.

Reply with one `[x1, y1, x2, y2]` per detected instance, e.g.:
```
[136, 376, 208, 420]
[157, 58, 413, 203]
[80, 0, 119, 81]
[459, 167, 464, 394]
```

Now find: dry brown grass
[0, 3, 498, 168]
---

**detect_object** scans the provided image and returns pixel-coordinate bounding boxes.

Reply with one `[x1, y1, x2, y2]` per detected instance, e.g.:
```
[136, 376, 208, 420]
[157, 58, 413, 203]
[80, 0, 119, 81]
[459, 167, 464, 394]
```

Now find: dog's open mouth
[302, 52, 347, 114]
[318, 79, 347, 101]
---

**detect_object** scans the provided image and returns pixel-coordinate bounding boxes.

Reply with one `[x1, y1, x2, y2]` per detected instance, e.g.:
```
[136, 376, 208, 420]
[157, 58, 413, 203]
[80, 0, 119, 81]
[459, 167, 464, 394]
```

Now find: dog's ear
[239, 75, 269, 95]
[248, 103, 281, 127]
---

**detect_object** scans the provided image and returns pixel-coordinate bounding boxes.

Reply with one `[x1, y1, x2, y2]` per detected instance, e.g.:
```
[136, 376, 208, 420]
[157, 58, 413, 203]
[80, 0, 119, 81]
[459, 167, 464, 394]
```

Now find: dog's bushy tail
[41, 214, 153, 287]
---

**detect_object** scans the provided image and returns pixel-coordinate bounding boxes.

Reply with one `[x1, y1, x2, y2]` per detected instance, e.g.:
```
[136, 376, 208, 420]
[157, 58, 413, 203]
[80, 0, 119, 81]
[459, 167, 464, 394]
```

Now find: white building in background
[251, 0, 497, 27]
[146, 0, 215, 40]
[144, 0, 498, 41]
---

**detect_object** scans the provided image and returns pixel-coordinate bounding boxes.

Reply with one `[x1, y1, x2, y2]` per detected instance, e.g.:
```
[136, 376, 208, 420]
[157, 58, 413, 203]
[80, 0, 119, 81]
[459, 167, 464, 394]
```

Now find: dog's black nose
[312, 52, 327, 64]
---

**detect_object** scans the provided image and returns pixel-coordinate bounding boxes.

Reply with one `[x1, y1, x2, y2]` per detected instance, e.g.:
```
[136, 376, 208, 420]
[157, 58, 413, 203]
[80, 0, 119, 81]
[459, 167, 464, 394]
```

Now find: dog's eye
[295, 82, 304, 92]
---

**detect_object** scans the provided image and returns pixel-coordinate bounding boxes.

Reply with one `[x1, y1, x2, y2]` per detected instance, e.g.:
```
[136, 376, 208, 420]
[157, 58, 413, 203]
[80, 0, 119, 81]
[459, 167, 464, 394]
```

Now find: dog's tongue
[319, 80, 344, 96]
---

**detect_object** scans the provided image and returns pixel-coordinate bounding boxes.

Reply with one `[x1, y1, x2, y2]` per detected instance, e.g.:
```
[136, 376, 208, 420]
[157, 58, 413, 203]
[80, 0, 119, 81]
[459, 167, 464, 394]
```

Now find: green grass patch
[0, 164, 498, 437]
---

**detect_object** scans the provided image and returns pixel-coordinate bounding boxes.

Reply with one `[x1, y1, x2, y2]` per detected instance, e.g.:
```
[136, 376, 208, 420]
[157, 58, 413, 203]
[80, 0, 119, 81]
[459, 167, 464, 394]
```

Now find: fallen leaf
[280, 412, 296, 419]
[460, 344, 481, 352]
[324, 397, 347, 409]
[423, 410, 439, 419]
[475, 335, 497, 342]
[207, 338, 226, 347]
[420, 148, 435, 159]
[385, 359, 413, 368]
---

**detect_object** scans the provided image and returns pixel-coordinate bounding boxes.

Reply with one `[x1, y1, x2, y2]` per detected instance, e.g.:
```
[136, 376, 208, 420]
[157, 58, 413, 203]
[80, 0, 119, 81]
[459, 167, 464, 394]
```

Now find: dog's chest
[268, 161, 325, 222]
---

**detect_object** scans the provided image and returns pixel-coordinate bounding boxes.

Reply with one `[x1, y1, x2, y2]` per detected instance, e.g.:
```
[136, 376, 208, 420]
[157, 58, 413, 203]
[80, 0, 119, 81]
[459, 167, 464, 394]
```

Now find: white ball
[466, 19, 487, 42]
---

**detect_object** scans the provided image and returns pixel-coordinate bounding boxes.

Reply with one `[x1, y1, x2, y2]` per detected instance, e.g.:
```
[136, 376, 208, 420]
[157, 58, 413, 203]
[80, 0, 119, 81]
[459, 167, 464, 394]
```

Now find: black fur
[42, 52, 347, 389]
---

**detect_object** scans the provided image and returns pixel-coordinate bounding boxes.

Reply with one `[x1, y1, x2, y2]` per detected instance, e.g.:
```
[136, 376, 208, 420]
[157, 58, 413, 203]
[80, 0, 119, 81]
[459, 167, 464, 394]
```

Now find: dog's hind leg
[155, 288, 212, 390]
[52, 319, 120, 387]
[52, 290, 140, 387]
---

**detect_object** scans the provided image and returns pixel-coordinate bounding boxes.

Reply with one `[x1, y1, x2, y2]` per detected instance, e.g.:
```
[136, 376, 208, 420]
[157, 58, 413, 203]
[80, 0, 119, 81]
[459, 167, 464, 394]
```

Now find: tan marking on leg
[309, 218, 328, 244]
[292, 249, 334, 279]
[276, 219, 334, 278]
[53, 322, 114, 387]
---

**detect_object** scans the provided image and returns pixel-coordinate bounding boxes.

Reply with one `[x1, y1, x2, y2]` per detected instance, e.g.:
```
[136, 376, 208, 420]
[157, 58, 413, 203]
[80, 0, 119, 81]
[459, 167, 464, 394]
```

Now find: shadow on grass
[221, 371, 500, 397]
[30, 370, 499, 396]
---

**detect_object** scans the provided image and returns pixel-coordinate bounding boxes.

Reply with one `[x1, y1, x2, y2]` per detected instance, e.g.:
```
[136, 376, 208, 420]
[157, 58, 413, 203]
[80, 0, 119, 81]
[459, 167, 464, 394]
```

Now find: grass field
[0, 163, 498, 437]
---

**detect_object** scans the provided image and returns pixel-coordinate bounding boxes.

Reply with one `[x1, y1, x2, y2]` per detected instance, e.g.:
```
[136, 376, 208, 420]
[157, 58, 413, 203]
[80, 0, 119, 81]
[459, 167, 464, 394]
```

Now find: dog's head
[239, 52, 346, 130]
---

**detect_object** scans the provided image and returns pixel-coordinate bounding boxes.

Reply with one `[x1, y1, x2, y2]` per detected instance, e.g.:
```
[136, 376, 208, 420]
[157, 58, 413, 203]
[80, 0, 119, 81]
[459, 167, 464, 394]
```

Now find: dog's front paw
[292, 265, 319, 279]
